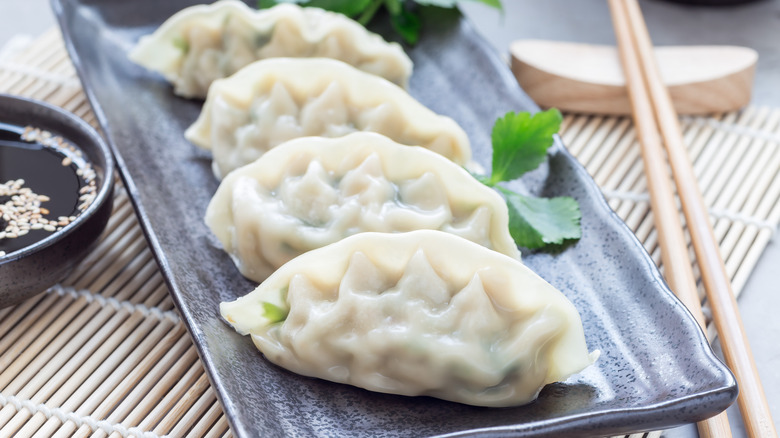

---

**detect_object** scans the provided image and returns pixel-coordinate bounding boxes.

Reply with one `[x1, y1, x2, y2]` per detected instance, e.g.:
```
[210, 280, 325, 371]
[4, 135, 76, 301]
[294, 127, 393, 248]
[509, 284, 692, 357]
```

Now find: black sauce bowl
[0, 94, 115, 307]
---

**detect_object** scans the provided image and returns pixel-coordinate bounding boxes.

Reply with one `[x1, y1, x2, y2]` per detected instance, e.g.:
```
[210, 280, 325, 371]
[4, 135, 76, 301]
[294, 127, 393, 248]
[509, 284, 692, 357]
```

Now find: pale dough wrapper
[128, 1, 412, 98]
[184, 57, 472, 179]
[221, 230, 598, 407]
[206, 132, 519, 282]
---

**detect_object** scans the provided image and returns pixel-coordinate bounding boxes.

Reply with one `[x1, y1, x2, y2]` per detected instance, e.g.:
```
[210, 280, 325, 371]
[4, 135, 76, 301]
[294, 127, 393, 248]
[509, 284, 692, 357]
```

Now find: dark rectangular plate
[51, 1, 737, 436]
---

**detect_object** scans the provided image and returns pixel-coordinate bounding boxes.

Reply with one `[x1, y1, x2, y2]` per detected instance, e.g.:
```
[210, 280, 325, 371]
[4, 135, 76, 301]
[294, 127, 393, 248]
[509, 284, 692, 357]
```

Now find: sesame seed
[3, 126, 97, 247]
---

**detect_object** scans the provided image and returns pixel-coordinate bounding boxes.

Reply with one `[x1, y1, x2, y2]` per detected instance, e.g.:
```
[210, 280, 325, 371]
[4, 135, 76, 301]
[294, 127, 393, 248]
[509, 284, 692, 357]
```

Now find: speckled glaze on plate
[51, 1, 737, 436]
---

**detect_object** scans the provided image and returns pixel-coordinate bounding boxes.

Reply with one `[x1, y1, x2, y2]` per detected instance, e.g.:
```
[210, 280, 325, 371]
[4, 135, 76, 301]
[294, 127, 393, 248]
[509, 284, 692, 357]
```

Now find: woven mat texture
[1, 28, 779, 438]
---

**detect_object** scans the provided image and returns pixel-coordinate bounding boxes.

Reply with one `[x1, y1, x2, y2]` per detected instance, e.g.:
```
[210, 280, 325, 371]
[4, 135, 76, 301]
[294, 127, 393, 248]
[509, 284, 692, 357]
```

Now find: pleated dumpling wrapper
[185, 58, 472, 179]
[221, 230, 598, 407]
[128, 0, 412, 98]
[206, 132, 519, 282]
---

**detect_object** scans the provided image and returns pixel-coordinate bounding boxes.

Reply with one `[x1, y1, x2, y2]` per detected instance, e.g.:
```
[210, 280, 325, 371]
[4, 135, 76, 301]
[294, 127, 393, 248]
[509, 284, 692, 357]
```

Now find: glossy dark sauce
[0, 123, 89, 255]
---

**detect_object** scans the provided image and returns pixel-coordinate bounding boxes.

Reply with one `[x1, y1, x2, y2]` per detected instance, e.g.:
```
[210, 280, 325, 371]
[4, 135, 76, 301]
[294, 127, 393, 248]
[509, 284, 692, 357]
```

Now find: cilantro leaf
[259, 0, 371, 15]
[416, 0, 502, 9]
[358, 0, 385, 26]
[413, 0, 459, 7]
[307, 0, 373, 16]
[257, 0, 282, 8]
[262, 301, 289, 323]
[477, 108, 580, 251]
[390, 8, 422, 44]
[461, 0, 503, 10]
[503, 190, 581, 249]
[258, 0, 503, 45]
[489, 109, 562, 185]
[383, 0, 402, 15]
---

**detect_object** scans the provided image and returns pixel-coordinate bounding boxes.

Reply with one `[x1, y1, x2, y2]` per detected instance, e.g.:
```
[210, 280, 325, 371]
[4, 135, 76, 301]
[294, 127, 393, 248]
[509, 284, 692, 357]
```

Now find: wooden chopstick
[608, 1, 778, 437]
[606, 1, 731, 437]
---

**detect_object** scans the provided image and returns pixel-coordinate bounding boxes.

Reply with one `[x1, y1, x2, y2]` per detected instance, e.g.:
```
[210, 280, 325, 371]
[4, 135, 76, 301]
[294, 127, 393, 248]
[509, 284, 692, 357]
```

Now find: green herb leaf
[504, 190, 581, 249]
[262, 301, 289, 323]
[259, 0, 371, 14]
[489, 109, 562, 185]
[307, 0, 374, 16]
[460, 0, 503, 10]
[413, 0, 459, 7]
[390, 8, 422, 44]
[383, 0, 402, 15]
[358, 0, 385, 25]
[479, 109, 581, 251]
[258, 0, 503, 45]
[257, 0, 281, 9]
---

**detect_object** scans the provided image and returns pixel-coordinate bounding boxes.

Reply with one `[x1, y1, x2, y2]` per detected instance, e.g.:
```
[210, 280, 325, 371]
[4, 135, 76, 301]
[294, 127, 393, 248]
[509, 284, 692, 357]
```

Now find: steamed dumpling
[185, 58, 471, 179]
[221, 230, 597, 407]
[206, 132, 519, 282]
[128, 1, 412, 98]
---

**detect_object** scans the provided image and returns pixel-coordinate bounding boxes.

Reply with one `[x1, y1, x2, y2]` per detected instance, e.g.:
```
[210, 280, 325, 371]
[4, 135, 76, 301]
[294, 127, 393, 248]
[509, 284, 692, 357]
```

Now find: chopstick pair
[606, 1, 777, 437]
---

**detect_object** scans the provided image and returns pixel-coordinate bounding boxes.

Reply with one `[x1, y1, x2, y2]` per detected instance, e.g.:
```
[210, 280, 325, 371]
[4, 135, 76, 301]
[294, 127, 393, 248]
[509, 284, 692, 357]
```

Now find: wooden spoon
[510, 39, 757, 115]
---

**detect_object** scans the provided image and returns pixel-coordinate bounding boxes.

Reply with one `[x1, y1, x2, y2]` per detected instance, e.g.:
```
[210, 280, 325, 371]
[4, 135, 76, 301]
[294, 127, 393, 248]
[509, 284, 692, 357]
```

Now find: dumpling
[185, 58, 471, 179]
[206, 132, 519, 282]
[128, 1, 412, 98]
[220, 230, 597, 407]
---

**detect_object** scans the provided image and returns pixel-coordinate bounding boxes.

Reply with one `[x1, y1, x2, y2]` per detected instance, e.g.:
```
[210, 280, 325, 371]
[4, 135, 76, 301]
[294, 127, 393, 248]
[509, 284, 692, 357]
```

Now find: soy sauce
[0, 122, 92, 256]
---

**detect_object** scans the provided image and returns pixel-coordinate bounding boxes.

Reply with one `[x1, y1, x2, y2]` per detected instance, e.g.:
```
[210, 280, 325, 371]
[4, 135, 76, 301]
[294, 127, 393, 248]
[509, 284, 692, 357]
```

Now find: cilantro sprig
[258, 0, 503, 44]
[481, 109, 582, 250]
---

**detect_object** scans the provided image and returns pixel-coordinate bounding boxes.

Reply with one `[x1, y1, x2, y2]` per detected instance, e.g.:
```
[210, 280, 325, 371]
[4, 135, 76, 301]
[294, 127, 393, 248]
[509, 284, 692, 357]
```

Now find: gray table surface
[0, 0, 777, 437]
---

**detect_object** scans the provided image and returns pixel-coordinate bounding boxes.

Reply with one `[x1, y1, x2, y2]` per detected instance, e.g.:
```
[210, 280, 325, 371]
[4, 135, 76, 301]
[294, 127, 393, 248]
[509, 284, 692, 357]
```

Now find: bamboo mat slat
[0, 28, 778, 438]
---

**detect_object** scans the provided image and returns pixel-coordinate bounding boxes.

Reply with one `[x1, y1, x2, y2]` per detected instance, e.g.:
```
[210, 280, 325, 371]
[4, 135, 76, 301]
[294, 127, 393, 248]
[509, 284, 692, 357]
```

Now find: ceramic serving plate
[51, 0, 737, 436]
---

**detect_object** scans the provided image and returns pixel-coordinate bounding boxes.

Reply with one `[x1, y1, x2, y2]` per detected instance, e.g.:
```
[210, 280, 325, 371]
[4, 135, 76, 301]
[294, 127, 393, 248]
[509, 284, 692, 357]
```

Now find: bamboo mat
[0, 28, 778, 438]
